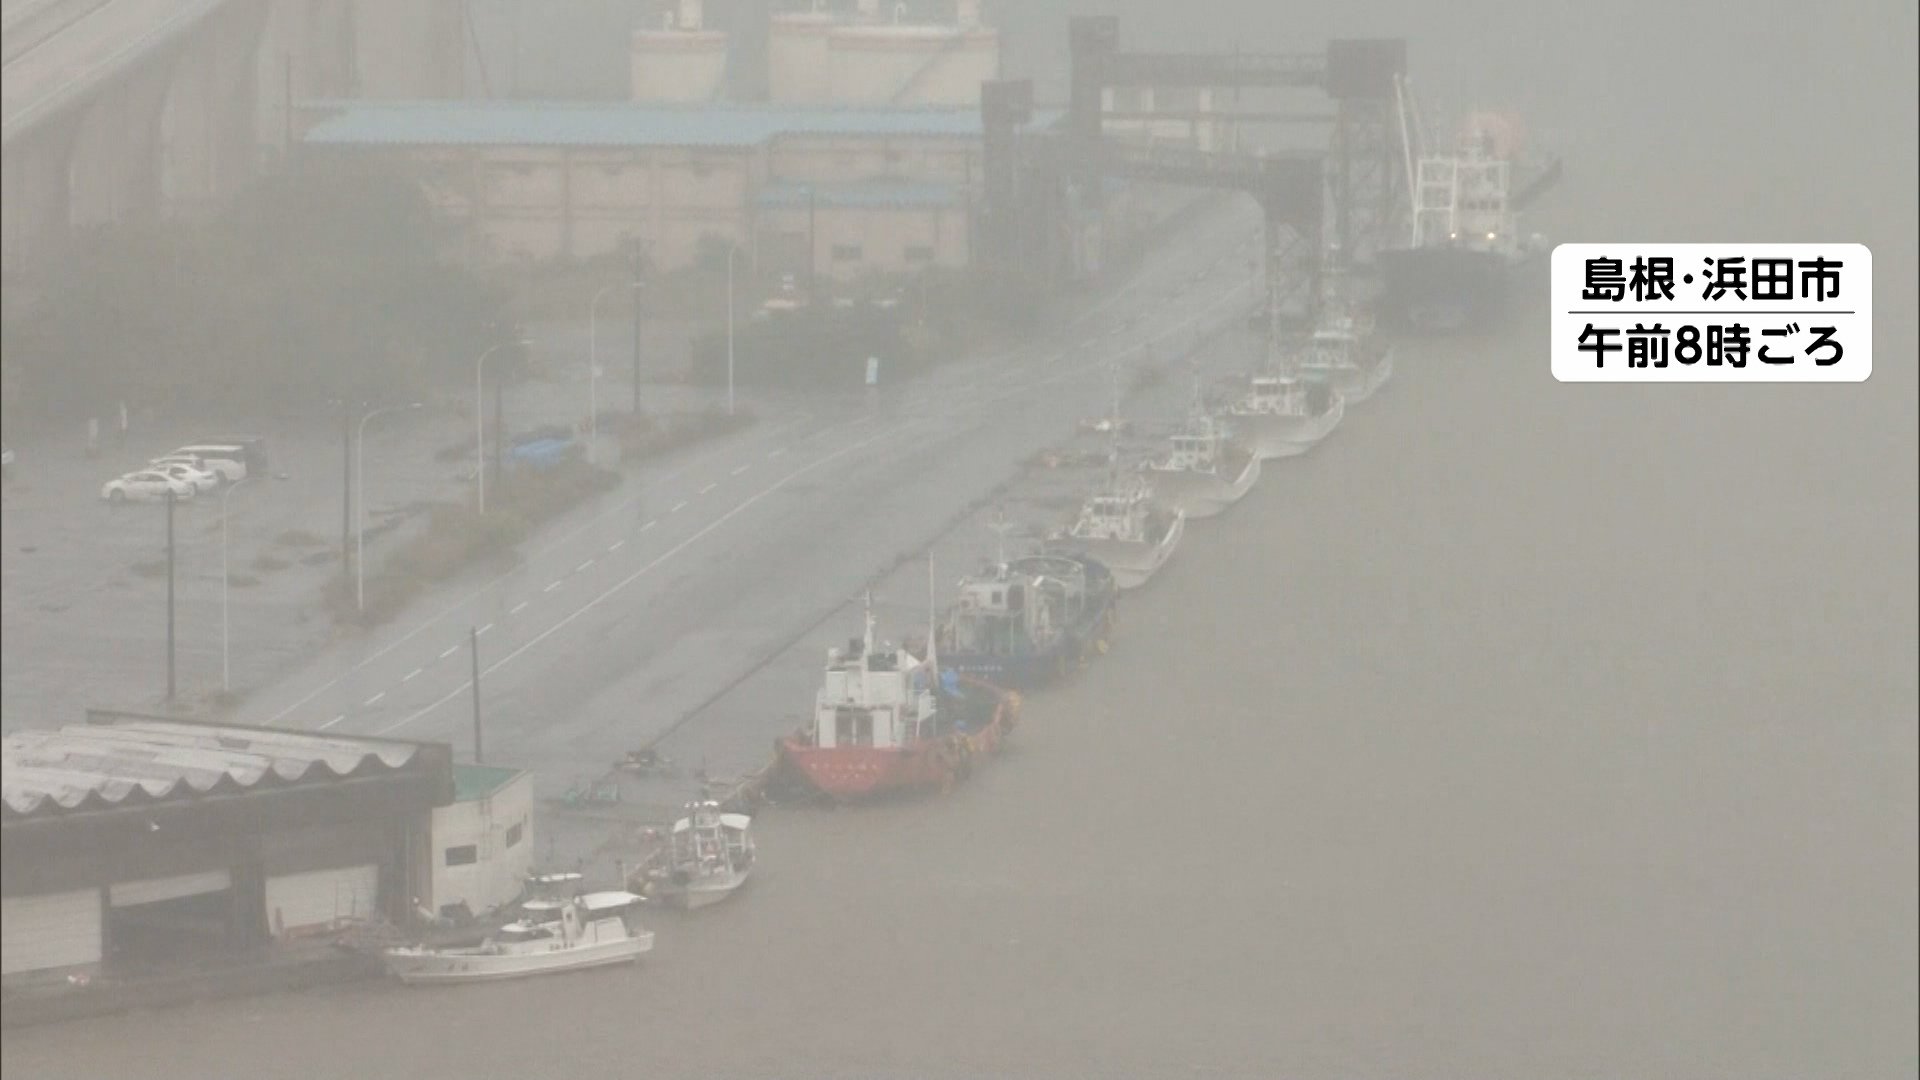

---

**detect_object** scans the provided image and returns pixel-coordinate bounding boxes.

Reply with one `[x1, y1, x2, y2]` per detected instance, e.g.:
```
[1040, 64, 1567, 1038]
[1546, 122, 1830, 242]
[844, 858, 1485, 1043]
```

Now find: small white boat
[640, 800, 755, 911]
[1053, 467, 1183, 590]
[1223, 369, 1345, 459]
[383, 891, 653, 985]
[1143, 411, 1260, 520]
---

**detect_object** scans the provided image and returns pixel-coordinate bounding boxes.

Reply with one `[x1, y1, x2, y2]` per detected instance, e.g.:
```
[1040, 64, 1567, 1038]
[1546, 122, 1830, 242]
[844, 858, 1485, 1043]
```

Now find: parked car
[149, 461, 219, 493]
[102, 470, 195, 504]
[201, 435, 270, 475]
[163, 445, 247, 483]
[151, 453, 228, 483]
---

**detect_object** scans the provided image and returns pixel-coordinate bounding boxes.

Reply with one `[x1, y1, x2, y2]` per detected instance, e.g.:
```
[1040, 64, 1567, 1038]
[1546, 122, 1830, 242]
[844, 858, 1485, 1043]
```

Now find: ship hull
[1299, 348, 1392, 405]
[1375, 245, 1523, 335]
[1059, 513, 1184, 591]
[383, 933, 653, 985]
[1146, 454, 1261, 520]
[1230, 392, 1345, 459]
[778, 683, 1021, 801]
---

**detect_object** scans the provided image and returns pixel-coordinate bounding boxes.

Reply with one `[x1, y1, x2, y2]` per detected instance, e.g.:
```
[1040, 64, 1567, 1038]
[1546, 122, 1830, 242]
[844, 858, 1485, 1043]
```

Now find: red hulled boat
[778, 597, 1019, 801]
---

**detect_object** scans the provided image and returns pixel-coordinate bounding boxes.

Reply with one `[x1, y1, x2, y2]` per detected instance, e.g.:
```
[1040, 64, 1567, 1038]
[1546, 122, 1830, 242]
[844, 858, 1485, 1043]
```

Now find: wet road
[244, 203, 1268, 787]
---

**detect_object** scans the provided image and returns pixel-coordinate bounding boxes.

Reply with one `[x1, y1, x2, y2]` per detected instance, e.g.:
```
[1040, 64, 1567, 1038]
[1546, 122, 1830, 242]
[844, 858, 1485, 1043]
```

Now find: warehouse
[0, 714, 454, 985]
[298, 101, 1060, 276]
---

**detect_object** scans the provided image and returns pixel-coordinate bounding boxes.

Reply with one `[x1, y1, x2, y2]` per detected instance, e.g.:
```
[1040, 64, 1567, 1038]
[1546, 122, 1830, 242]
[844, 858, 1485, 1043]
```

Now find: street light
[587, 283, 624, 466]
[725, 242, 740, 417]
[220, 476, 250, 692]
[357, 402, 424, 612]
[476, 339, 532, 515]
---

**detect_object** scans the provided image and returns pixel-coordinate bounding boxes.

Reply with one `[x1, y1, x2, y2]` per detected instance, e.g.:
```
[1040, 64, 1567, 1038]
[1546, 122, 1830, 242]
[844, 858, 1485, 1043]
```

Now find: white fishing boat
[640, 800, 755, 911]
[1223, 365, 1345, 459]
[1298, 302, 1393, 405]
[1143, 410, 1260, 521]
[383, 891, 652, 985]
[1053, 467, 1183, 590]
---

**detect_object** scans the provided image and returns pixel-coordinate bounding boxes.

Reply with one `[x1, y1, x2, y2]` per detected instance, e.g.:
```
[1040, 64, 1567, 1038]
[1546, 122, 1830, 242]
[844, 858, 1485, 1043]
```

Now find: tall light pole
[475, 339, 531, 515]
[356, 402, 424, 613]
[726, 242, 740, 416]
[588, 283, 623, 465]
[220, 475, 251, 691]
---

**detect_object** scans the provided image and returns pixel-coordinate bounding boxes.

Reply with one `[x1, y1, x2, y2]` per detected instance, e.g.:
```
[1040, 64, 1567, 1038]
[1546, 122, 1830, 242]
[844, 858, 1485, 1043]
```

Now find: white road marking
[321, 714, 345, 730]
[261, 420, 806, 726]
[767, 448, 787, 459]
[380, 418, 921, 736]
[731, 464, 750, 476]
[672, 501, 688, 513]
[610, 539, 628, 550]
[544, 580, 564, 593]
[477, 623, 493, 636]
[698, 483, 717, 495]
[575, 560, 593, 573]
[440, 645, 460, 659]
[403, 668, 422, 683]
[363, 692, 385, 707]
[510, 601, 529, 615]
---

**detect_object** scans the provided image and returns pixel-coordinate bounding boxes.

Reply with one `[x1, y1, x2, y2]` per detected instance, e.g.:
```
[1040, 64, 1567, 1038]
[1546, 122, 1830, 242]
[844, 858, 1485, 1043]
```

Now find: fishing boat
[1143, 410, 1261, 520]
[382, 891, 652, 985]
[935, 538, 1117, 689]
[1298, 305, 1394, 405]
[637, 800, 755, 910]
[1222, 362, 1345, 459]
[1052, 467, 1183, 591]
[778, 591, 1021, 801]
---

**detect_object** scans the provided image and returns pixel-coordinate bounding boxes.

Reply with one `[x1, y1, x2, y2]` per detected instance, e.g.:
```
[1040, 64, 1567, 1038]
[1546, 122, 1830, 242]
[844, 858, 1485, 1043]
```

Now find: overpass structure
[979, 17, 1408, 339]
[0, 0, 467, 274]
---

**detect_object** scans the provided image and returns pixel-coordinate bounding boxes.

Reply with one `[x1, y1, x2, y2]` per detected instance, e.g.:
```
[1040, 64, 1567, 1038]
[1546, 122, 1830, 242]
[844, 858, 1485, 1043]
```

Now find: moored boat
[1223, 367, 1345, 459]
[1051, 467, 1183, 591]
[935, 548, 1117, 689]
[638, 801, 755, 910]
[1143, 411, 1261, 520]
[382, 891, 652, 985]
[778, 595, 1021, 801]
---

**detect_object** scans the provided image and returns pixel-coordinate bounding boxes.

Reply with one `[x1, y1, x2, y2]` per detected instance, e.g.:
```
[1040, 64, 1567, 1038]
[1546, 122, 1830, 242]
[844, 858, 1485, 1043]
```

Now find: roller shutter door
[1, 890, 103, 977]
[109, 870, 232, 907]
[264, 865, 379, 935]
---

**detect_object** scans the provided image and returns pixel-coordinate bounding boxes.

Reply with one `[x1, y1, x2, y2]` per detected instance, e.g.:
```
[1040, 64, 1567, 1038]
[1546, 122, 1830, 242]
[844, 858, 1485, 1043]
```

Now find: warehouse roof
[302, 101, 1063, 150]
[2, 719, 428, 819]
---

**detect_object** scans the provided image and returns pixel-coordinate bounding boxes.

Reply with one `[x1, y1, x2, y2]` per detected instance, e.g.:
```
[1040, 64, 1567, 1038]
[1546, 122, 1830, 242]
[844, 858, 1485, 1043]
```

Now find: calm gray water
[4, 2, 1913, 1077]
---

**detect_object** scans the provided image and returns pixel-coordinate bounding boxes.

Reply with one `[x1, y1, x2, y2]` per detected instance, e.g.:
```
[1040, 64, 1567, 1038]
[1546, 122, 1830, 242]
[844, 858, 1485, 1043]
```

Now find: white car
[154, 449, 244, 483]
[102, 470, 195, 504]
[149, 461, 219, 493]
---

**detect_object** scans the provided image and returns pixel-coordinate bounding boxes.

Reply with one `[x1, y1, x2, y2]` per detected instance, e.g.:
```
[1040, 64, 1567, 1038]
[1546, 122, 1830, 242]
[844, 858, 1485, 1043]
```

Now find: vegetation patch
[331, 455, 620, 628]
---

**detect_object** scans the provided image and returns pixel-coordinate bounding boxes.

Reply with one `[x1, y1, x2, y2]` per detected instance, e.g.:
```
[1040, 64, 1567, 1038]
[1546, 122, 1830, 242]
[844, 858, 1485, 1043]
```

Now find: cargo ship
[1376, 97, 1561, 334]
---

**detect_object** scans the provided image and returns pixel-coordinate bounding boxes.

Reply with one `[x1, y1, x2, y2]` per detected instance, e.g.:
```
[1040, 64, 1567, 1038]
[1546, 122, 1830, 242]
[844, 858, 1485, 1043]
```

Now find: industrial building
[427, 764, 534, 921]
[300, 101, 1058, 277]
[632, 0, 998, 107]
[0, 714, 531, 986]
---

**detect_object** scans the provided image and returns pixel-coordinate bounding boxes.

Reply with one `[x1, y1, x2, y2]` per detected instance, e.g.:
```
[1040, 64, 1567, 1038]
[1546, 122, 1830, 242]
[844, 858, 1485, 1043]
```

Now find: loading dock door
[265, 865, 379, 936]
[1, 889, 103, 977]
[108, 870, 232, 907]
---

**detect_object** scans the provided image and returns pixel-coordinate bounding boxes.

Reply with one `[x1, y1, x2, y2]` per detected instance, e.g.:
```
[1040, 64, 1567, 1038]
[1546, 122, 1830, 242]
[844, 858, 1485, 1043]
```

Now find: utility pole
[470, 625, 484, 764]
[165, 489, 177, 701]
[630, 246, 644, 416]
[341, 401, 354, 572]
[492, 377, 505, 493]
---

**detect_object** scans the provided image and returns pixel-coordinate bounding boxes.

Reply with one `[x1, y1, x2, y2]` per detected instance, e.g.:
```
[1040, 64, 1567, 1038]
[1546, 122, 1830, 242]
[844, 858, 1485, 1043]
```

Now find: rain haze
[1, 1, 1914, 1078]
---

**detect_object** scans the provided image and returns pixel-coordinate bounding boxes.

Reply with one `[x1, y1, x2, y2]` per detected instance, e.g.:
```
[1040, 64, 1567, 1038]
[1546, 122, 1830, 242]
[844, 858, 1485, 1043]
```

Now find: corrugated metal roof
[1, 720, 421, 819]
[757, 180, 961, 209]
[302, 101, 1062, 150]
